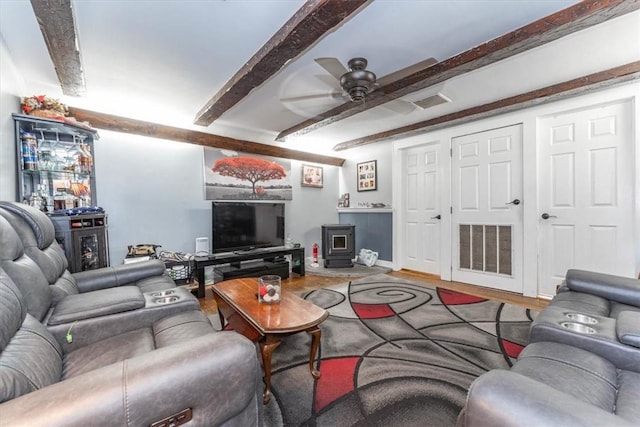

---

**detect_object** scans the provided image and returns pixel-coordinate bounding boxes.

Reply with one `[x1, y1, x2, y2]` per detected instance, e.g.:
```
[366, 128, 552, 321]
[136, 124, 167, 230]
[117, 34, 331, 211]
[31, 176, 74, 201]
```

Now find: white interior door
[537, 100, 634, 298]
[402, 143, 441, 275]
[452, 125, 523, 293]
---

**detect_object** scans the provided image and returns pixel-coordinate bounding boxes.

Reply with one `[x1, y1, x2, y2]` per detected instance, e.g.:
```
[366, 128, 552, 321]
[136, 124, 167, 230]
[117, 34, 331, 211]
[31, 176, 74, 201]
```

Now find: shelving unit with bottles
[13, 113, 98, 212]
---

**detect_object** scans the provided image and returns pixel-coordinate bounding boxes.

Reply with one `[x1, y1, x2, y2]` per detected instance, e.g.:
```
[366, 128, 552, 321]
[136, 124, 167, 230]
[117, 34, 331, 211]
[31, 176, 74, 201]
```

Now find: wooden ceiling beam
[277, 0, 640, 142]
[333, 61, 640, 151]
[193, 0, 371, 127]
[67, 107, 345, 167]
[30, 0, 85, 96]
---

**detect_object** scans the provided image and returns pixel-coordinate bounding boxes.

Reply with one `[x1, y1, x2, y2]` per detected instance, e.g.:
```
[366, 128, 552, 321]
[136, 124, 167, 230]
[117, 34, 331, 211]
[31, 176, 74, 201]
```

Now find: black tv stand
[193, 246, 305, 298]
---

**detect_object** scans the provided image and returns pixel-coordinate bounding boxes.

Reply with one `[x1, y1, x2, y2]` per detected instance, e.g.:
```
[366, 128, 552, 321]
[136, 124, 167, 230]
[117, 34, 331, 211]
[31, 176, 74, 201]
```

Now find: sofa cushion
[0, 221, 53, 321]
[0, 204, 70, 288]
[153, 310, 215, 348]
[616, 370, 640, 422]
[63, 328, 154, 378]
[511, 341, 617, 412]
[548, 290, 610, 317]
[47, 286, 145, 326]
[50, 270, 80, 303]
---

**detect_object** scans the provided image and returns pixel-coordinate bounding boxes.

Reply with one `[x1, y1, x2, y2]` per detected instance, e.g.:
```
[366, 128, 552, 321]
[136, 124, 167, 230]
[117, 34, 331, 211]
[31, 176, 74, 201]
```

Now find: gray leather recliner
[458, 270, 640, 426]
[0, 201, 176, 302]
[0, 202, 264, 425]
[0, 269, 264, 426]
[0, 202, 204, 347]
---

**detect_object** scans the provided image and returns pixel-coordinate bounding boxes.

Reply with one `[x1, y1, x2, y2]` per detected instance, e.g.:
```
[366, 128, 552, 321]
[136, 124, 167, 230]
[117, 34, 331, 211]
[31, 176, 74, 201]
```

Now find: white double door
[402, 143, 442, 275]
[451, 125, 523, 293]
[400, 123, 523, 293]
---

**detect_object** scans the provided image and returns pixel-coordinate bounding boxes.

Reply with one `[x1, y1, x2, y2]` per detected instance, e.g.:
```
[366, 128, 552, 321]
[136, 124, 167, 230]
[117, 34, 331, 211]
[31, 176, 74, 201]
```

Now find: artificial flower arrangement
[21, 95, 68, 118]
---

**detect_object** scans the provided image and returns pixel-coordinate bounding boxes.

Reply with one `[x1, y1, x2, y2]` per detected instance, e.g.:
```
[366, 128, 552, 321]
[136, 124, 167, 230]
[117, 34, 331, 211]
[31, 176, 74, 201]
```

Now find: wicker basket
[29, 109, 66, 119]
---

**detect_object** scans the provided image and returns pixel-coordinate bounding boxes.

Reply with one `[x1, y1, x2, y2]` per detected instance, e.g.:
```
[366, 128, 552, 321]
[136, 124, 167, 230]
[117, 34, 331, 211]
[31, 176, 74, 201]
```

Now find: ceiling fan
[281, 56, 446, 115]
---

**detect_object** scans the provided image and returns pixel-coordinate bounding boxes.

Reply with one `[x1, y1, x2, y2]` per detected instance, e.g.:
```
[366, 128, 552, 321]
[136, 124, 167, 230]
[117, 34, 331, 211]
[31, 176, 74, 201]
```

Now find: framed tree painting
[301, 164, 323, 188]
[203, 148, 292, 200]
[357, 160, 377, 192]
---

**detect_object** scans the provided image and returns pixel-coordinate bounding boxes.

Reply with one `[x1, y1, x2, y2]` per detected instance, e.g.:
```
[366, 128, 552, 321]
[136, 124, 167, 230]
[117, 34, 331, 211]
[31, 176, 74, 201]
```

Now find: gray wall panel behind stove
[338, 212, 392, 261]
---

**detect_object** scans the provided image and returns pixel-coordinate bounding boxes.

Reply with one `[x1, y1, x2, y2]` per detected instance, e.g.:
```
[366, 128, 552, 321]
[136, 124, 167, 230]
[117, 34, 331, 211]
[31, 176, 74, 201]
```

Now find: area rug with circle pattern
[263, 274, 536, 427]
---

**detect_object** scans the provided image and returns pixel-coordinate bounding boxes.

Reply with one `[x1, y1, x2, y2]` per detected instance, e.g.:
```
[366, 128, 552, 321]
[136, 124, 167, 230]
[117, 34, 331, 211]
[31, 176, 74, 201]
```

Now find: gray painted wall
[93, 131, 340, 264]
[0, 36, 22, 202]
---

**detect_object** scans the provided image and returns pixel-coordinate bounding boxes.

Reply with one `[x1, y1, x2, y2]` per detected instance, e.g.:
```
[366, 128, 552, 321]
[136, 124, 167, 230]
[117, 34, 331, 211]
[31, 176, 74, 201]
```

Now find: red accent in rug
[351, 302, 395, 319]
[314, 357, 360, 412]
[501, 339, 525, 358]
[437, 288, 487, 305]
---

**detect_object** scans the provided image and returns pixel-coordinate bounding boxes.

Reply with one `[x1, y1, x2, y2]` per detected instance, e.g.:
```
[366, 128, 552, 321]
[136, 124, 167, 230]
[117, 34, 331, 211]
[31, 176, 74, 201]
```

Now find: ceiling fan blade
[314, 57, 348, 80]
[376, 57, 438, 86]
[281, 92, 344, 103]
[381, 99, 417, 115]
[315, 74, 341, 89]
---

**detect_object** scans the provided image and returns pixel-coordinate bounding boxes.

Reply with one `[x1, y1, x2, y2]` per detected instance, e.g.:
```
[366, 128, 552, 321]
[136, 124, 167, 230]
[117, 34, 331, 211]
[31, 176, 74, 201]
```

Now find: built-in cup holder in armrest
[565, 313, 598, 324]
[561, 322, 596, 334]
[155, 296, 179, 304]
[144, 287, 196, 307]
[150, 290, 175, 297]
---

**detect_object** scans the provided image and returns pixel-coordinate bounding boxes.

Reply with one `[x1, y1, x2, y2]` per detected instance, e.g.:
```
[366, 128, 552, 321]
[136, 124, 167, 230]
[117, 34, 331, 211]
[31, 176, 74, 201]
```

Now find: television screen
[212, 202, 285, 253]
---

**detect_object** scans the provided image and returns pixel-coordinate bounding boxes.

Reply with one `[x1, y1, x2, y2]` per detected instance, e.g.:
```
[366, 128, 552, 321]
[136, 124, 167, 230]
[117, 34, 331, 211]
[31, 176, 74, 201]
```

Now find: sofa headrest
[0, 202, 56, 249]
[0, 270, 27, 352]
[0, 215, 25, 262]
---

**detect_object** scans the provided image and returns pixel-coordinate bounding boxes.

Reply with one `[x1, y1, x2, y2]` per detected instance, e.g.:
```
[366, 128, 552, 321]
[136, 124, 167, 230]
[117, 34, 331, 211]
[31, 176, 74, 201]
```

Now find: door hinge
[450, 206, 453, 214]
[450, 148, 453, 157]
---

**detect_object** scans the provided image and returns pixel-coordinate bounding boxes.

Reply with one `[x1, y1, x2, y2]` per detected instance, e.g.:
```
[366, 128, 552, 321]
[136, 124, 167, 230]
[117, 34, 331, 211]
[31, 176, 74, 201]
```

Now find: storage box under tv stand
[194, 246, 305, 298]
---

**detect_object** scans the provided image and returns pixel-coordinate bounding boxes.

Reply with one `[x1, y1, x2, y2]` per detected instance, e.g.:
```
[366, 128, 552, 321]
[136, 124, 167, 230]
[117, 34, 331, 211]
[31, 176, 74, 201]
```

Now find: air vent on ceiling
[413, 92, 452, 109]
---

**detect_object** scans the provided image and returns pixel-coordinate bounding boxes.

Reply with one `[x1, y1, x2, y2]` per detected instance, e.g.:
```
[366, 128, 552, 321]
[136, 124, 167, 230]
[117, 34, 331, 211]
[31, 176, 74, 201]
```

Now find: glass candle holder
[258, 275, 281, 304]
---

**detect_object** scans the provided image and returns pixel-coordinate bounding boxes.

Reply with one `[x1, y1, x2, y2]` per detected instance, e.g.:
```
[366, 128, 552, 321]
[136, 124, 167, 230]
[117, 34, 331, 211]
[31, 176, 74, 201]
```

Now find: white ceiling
[2, 0, 638, 156]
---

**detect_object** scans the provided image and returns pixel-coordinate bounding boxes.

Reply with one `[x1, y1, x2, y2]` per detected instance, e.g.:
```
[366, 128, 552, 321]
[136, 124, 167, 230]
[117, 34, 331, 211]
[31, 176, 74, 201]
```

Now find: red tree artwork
[212, 157, 287, 198]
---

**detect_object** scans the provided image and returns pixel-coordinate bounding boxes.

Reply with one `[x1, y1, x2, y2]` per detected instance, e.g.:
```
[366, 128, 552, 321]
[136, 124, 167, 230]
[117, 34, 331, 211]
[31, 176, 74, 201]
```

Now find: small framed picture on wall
[357, 160, 377, 192]
[301, 164, 323, 188]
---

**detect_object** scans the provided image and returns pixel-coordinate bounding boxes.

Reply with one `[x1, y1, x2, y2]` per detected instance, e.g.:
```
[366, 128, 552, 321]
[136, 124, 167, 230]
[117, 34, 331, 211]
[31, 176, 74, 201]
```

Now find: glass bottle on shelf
[21, 131, 38, 170]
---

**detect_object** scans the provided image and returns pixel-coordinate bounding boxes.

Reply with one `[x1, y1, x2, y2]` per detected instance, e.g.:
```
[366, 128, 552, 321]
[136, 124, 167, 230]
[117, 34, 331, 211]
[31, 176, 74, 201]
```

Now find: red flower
[36, 95, 45, 103]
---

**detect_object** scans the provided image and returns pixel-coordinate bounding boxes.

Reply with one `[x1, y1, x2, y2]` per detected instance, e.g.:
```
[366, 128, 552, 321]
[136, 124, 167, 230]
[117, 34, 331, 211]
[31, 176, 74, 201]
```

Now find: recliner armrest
[0, 332, 263, 427]
[565, 269, 640, 307]
[617, 311, 640, 348]
[47, 286, 144, 326]
[73, 260, 169, 292]
[460, 370, 634, 427]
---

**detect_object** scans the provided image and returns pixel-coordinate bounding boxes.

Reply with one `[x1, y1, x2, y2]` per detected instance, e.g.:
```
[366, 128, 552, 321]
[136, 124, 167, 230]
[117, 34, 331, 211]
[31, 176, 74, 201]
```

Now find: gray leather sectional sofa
[458, 269, 640, 427]
[0, 202, 263, 426]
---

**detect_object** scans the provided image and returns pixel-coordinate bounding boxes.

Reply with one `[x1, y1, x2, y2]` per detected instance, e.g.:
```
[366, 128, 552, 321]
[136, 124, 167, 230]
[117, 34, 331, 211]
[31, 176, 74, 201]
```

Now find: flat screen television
[212, 202, 285, 253]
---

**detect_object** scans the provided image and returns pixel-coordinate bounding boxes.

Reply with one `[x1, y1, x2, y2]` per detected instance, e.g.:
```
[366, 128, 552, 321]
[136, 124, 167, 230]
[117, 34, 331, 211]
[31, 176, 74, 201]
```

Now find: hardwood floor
[195, 270, 549, 315]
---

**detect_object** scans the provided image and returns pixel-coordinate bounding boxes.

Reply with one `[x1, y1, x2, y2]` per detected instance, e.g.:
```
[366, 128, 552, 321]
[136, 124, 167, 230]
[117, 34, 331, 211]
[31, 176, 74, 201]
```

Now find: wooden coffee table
[211, 277, 329, 404]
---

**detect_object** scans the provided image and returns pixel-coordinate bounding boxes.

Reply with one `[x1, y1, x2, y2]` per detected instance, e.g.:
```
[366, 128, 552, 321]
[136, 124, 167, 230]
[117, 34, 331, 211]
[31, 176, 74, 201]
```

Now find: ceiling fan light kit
[339, 57, 377, 103]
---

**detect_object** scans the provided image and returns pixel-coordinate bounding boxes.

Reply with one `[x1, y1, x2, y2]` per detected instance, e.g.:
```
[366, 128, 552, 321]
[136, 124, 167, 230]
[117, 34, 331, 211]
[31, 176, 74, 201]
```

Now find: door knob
[541, 213, 557, 220]
[431, 214, 441, 220]
[506, 199, 521, 205]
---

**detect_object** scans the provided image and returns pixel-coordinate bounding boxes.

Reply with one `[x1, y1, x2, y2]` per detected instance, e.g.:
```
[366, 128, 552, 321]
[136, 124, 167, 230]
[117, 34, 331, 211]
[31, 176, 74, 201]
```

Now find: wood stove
[321, 224, 355, 268]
